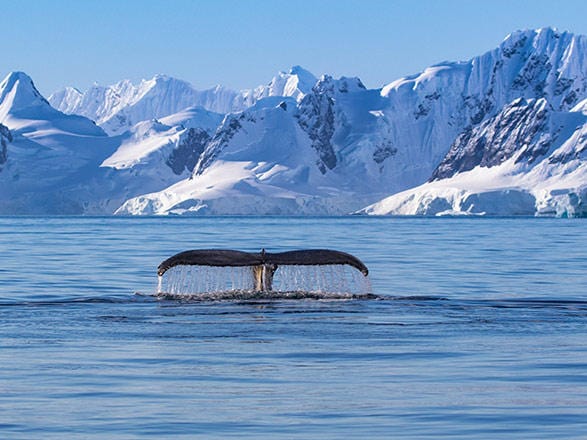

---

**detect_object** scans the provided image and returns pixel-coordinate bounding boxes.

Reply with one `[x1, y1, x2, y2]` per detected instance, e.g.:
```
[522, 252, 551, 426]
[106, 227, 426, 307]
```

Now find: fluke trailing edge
[157, 248, 369, 292]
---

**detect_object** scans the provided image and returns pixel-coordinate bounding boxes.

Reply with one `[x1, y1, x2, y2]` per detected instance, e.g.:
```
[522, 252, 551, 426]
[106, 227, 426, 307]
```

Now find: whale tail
[157, 248, 369, 292]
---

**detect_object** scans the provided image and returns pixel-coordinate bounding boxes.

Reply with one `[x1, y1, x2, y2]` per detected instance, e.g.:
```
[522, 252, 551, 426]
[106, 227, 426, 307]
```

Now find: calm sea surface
[0, 216, 586, 439]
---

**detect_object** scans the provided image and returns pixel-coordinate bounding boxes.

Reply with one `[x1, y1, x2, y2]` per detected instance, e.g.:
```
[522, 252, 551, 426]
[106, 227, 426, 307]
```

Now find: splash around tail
[156, 248, 371, 298]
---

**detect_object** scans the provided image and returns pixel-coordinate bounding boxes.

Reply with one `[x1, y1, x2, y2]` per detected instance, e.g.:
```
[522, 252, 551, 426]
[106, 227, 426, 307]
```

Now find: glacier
[1, 27, 586, 216]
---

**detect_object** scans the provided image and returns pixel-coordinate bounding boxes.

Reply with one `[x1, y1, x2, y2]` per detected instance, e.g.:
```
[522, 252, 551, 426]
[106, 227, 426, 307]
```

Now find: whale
[157, 248, 369, 292]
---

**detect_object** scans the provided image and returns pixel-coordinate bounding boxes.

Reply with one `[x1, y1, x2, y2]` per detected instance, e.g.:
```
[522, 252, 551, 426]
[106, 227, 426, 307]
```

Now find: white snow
[102, 121, 179, 169]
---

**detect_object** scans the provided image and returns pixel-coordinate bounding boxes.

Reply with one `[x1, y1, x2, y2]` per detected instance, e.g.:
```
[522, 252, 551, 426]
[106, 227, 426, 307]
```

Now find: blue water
[1, 217, 586, 439]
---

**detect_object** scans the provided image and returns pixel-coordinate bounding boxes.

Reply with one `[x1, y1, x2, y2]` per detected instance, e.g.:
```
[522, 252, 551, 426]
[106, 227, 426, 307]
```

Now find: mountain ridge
[1, 27, 586, 216]
[48, 66, 317, 135]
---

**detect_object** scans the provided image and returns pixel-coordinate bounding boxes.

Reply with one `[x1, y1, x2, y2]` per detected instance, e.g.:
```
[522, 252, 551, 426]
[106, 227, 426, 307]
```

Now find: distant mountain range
[0, 27, 586, 216]
[49, 66, 317, 135]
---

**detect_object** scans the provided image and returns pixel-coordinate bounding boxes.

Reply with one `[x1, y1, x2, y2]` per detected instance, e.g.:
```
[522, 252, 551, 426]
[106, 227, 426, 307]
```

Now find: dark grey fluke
[157, 249, 369, 276]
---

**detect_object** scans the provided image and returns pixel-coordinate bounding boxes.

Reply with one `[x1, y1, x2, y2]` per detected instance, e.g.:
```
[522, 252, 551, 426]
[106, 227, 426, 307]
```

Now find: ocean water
[0, 216, 586, 439]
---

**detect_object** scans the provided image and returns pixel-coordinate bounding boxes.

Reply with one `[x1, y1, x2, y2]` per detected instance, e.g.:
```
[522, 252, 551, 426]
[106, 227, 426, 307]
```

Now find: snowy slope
[116, 96, 364, 215]
[357, 28, 587, 217]
[102, 107, 222, 170]
[97, 107, 225, 207]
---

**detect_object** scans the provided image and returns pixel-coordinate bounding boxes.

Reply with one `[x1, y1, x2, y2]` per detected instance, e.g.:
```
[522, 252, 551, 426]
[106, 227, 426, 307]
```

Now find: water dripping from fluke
[155, 248, 376, 301]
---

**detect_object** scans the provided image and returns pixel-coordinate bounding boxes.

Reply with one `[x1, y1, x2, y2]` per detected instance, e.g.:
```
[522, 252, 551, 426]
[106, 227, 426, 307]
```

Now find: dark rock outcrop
[296, 77, 339, 174]
[431, 98, 554, 180]
[194, 114, 245, 175]
[166, 128, 211, 175]
[0, 124, 12, 169]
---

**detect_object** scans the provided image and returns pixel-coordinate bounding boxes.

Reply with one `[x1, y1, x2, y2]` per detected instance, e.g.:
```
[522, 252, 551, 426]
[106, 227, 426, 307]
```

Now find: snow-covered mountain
[0, 71, 116, 213]
[119, 28, 587, 216]
[361, 28, 587, 216]
[361, 98, 587, 216]
[49, 66, 317, 135]
[48, 75, 239, 135]
[116, 77, 395, 215]
[240, 65, 317, 105]
[98, 106, 226, 206]
[0, 71, 226, 214]
[2, 27, 587, 216]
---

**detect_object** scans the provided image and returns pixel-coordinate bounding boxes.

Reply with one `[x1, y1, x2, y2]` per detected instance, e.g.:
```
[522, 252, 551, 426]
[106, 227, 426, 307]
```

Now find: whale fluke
[157, 249, 369, 277]
[265, 250, 369, 276]
[157, 249, 262, 276]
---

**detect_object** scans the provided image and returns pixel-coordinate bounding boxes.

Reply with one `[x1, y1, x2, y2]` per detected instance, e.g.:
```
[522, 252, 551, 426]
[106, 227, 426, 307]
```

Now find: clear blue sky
[2, 0, 586, 95]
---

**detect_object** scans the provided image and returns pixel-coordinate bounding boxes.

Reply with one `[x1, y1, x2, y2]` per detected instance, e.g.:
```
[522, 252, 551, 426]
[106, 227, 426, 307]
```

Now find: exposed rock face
[361, 100, 587, 217]
[166, 128, 211, 175]
[194, 113, 245, 175]
[0, 123, 12, 168]
[295, 75, 373, 174]
[297, 79, 338, 174]
[372, 143, 397, 164]
[431, 98, 554, 180]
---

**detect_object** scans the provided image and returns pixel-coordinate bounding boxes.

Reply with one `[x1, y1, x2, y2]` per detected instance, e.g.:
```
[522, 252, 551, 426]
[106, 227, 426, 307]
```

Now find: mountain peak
[148, 74, 191, 86]
[286, 65, 318, 92]
[252, 66, 318, 103]
[503, 27, 558, 42]
[288, 65, 315, 78]
[312, 74, 366, 95]
[500, 27, 583, 54]
[151, 73, 180, 84]
[3, 71, 33, 83]
[1, 71, 46, 101]
[289, 65, 306, 74]
[0, 71, 50, 118]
